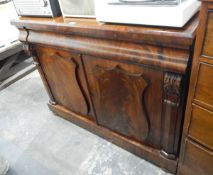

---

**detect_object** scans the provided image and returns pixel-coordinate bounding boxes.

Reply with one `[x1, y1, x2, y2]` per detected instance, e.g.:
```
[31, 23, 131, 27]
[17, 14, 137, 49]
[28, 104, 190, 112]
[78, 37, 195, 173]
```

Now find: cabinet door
[36, 46, 94, 120]
[83, 55, 163, 146]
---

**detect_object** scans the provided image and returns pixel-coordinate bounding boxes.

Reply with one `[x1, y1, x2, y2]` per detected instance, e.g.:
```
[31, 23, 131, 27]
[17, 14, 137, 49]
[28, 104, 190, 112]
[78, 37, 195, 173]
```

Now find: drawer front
[188, 104, 213, 149]
[202, 12, 213, 58]
[194, 63, 213, 108]
[181, 140, 213, 175]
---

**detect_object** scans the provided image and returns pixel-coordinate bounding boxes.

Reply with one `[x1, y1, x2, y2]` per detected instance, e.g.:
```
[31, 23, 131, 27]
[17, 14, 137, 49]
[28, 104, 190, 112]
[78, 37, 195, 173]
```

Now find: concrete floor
[0, 71, 172, 175]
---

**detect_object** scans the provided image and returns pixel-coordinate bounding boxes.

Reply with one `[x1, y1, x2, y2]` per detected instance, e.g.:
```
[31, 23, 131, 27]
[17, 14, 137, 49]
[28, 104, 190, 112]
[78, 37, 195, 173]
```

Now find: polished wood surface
[179, 140, 213, 175]
[36, 46, 95, 119]
[178, 1, 213, 174]
[188, 104, 213, 150]
[161, 72, 183, 160]
[194, 63, 213, 109]
[24, 30, 190, 73]
[202, 13, 213, 57]
[83, 56, 162, 147]
[12, 15, 198, 174]
[11, 15, 198, 49]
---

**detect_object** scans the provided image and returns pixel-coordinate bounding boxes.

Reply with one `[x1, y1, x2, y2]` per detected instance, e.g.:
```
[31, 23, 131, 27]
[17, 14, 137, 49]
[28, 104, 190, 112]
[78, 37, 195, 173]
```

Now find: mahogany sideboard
[178, 0, 213, 174]
[11, 15, 198, 173]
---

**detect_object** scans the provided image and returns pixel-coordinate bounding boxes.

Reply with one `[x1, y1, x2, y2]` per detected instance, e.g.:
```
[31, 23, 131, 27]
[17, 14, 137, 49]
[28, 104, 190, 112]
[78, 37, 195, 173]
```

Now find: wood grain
[194, 63, 213, 109]
[83, 55, 166, 149]
[161, 73, 182, 159]
[93, 65, 149, 142]
[188, 104, 213, 150]
[24, 30, 190, 74]
[179, 140, 213, 175]
[202, 12, 213, 57]
[11, 14, 198, 49]
[36, 46, 94, 120]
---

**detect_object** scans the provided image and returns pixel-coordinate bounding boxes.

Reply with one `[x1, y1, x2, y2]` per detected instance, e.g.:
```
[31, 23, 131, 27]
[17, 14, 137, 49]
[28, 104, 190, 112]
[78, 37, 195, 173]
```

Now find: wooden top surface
[11, 14, 199, 48]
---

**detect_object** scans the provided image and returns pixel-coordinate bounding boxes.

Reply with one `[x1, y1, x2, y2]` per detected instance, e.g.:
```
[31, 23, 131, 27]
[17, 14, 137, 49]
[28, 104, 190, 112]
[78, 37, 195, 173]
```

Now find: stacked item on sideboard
[12, 0, 61, 17]
[108, 0, 182, 6]
[95, 0, 201, 27]
[58, 0, 95, 18]
[12, 0, 95, 18]
[11, 0, 201, 27]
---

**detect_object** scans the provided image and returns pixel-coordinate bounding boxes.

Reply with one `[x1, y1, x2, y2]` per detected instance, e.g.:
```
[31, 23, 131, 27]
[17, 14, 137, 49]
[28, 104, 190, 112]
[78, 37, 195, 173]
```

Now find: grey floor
[0, 71, 172, 175]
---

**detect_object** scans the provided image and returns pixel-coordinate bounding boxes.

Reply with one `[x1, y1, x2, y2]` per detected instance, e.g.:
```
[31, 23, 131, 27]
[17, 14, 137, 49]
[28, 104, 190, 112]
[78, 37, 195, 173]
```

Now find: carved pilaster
[164, 73, 181, 106]
[161, 72, 182, 160]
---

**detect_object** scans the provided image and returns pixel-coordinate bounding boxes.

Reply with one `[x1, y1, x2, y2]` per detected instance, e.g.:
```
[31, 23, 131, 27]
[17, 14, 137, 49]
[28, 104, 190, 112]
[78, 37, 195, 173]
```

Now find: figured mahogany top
[11, 14, 199, 49]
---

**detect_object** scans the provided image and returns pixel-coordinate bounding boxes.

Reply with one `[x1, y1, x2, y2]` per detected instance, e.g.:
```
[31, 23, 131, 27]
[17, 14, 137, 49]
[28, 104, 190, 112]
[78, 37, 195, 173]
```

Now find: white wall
[0, 1, 19, 47]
